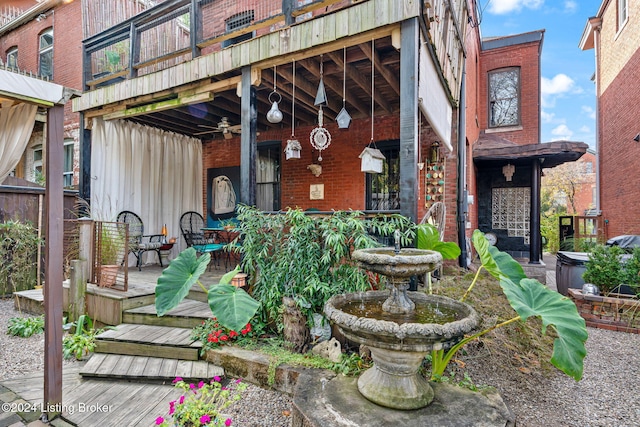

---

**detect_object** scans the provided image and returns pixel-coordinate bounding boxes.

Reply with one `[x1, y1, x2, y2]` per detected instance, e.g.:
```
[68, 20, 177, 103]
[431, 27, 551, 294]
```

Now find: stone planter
[568, 289, 640, 334]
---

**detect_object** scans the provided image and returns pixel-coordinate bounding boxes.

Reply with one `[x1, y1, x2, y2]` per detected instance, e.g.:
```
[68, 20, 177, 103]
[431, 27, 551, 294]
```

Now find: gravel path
[2, 297, 639, 426]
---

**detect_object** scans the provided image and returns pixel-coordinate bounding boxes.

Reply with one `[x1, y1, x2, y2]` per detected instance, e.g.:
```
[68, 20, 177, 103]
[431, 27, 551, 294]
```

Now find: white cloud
[542, 74, 575, 95]
[581, 105, 596, 120]
[488, 0, 544, 14]
[579, 125, 590, 133]
[564, 1, 577, 13]
[541, 110, 555, 123]
[551, 124, 573, 140]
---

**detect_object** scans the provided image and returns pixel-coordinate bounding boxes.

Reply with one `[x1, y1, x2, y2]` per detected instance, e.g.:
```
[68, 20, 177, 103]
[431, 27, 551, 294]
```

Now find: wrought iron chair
[116, 210, 164, 270]
[179, 211, 224, 269]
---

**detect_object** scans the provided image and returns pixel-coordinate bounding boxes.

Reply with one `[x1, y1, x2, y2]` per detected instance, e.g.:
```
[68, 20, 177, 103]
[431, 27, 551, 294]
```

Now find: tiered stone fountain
[324, 244, 479, 410]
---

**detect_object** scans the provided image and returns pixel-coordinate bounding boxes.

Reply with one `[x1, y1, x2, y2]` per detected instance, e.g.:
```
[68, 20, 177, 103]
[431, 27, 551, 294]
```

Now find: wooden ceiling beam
[359, 42, 400, 97]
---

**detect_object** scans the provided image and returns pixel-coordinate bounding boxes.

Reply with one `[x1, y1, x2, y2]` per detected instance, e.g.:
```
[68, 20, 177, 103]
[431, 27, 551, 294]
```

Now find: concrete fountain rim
[352, 247, 443, 266]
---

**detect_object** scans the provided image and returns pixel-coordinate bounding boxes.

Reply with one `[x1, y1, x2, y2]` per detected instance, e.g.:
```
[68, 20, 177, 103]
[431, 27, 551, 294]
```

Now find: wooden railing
[83, 0, 351, 88]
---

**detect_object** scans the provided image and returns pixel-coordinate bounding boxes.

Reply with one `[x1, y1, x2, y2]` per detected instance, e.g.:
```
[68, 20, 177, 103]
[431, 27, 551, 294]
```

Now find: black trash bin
[556, 251, 590, 296]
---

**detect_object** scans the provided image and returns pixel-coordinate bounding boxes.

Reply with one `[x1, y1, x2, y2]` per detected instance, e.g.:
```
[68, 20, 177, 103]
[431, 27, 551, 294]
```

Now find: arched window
[488, 67, 520, 128]
[39, 28, 53, 79]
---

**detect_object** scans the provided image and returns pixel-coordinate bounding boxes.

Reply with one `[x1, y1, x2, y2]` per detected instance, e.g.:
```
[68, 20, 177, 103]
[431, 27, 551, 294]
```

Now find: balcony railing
[83, 0, 352, 89]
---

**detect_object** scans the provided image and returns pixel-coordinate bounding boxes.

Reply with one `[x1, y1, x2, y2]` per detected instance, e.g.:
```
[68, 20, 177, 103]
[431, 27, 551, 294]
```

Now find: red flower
[220, 335, 228, 341]
[229, 330, 238, 338]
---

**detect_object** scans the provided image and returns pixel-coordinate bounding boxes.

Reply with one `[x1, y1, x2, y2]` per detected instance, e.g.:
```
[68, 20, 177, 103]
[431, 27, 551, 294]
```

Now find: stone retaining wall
[568, 289, 640, 334]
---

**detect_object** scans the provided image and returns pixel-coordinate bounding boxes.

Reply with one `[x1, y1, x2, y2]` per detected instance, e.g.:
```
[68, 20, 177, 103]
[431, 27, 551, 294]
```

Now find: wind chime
[336, 46, 352, 129]
[359, 39, 385, 174]
[285, 60, 302, 160]
[310, 54, 331, 161]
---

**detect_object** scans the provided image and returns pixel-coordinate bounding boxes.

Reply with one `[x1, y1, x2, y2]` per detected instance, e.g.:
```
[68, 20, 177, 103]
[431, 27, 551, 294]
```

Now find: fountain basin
[352, 247, 442, 278]
[325, 291, 479, 410]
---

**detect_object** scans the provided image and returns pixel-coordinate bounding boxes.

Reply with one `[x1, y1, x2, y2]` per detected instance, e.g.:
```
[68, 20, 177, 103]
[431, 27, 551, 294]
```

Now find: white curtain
[91, 117, 202, 265]
[256, 151, 277, 211]
[0, 101, 38, 183]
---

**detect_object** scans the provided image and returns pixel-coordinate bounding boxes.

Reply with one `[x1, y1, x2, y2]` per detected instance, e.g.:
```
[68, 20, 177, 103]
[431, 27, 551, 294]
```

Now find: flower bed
[568, 289, 640, 334]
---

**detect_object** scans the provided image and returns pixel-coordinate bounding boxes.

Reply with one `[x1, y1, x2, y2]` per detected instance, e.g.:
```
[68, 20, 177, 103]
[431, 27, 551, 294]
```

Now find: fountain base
[358, 347, 432, 409]
[291, 373, 515, 427]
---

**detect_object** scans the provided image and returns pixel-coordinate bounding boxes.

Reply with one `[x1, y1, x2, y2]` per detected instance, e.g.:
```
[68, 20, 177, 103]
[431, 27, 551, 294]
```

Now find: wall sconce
[502, 163, 515, 181]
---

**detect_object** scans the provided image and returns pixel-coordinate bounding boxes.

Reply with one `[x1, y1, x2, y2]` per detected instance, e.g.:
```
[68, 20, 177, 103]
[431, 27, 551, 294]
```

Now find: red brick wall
[599, 47, 640, 237]
[478, 41, 541, 145]
[567, 151, 596, 215]
[201, 113, 459, 238]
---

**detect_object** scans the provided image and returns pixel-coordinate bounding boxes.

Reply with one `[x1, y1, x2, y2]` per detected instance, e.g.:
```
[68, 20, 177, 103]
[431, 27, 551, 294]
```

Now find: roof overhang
[0, 69, 76, 106]
[473, 133, 589, 169]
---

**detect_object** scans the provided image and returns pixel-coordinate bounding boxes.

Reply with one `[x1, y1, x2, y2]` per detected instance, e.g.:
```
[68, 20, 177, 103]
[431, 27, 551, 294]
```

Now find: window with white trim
[39, 29, 53, 79]
[618, 0, 628, 31]
[6, 47, 17, 68]
[63, 139, 74, 187]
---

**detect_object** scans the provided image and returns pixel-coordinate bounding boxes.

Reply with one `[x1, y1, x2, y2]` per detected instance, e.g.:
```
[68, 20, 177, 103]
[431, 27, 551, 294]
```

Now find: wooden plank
[144, 357, 164, 378]
[190, 361, 209, 380]
[94, 352, 122, 375]
[175, 360, 194, 379]
[70, 382, 146, 426]
[159, 358, 179, 378]
[207, 363, 225, 379]
[96, 323, 141, 340]
[80, 353, 108, 374]
[109, 354, 135, 376]
[94, 341, 200, 361]
[125, 356, 149, 377]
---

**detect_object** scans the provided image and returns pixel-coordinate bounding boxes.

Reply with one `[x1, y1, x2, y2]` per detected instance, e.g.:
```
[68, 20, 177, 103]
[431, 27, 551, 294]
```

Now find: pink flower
[198, 380, 205, 389]
[200, 414, 211, 424]
[189, 383, 196, 390]
[225, 418, 232, 426]
[213, 376, 221, 382]
[172, 377, 183, 383]
[168, 405, 175, 415]
[155, 417, 165, 425]
[235, 378, 242, 384]
[179, 395, 185, 404]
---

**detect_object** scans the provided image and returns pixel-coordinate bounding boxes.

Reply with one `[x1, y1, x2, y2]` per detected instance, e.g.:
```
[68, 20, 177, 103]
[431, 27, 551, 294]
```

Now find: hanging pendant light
[267, 65, 283, 124]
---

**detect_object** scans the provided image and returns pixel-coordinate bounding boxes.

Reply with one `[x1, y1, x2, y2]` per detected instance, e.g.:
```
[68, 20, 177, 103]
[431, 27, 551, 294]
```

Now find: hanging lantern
[285, 138, 302, 160]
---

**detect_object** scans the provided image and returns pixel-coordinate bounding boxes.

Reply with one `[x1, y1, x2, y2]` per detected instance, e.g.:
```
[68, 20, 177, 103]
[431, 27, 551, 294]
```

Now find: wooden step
[80, 353, 224, 383]
[122, 299, 212, 328]
[95, 324, 202, 361]
[13, 289, 44, 315]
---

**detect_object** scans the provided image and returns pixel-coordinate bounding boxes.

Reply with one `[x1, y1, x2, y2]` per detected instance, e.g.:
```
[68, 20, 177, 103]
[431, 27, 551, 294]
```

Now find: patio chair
[116, 210, 164, 270]
[179, 211, 224, 269]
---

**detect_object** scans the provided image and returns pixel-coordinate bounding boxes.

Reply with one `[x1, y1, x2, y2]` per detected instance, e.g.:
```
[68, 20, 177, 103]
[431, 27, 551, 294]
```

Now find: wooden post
[78, 217, 94, 282]
[240, 66, 257, 206]
[69, 260, 86, 324]
[44, 104, 64, 420]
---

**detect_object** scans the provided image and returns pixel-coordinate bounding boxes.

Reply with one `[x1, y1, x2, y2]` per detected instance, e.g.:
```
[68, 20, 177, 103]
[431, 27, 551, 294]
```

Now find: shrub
[6, 316, 44, 337]
[582, 244, 626, 294]
[0, 220, 41, 295]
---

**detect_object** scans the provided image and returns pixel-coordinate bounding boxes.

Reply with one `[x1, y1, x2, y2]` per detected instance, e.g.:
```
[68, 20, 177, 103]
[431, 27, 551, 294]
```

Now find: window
[39, 29, 53, 79]
[63, 139, 74, 187]
[6, 47, 17, 68]
[222, 11, 254, 48]
[585, 161, 593, 174]
[366, 141, 400, 211]
[32, 144, 43, 183]
[618, 0, 628, 31]
[256, 142, 280, 211]
[488, 68, 520, 128]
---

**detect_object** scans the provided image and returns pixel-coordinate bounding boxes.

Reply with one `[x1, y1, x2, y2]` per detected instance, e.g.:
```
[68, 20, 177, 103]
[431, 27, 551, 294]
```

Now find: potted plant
[98, 224, 125, 287]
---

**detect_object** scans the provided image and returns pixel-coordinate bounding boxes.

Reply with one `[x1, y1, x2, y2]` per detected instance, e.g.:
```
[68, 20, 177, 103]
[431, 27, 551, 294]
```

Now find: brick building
[2, 0, 588, 269]
[581, 0, 640, 238]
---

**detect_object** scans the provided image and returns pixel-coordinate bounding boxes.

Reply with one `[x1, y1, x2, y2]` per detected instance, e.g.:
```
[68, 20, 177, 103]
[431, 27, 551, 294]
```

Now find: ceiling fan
[195, 117, 241, 139]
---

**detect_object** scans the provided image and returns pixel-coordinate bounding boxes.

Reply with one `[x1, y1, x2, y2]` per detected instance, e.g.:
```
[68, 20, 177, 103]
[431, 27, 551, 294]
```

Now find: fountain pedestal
[358, 347, 433, 409]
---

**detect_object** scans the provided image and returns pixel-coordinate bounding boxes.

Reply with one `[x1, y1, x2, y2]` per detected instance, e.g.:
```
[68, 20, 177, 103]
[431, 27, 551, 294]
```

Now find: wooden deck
[1, 364, 182, 427]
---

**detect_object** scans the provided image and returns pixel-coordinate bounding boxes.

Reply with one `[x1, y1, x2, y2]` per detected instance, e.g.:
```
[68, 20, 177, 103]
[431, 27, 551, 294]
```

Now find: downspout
[594, 21, 602, 216]
[457, 62, 468, 268]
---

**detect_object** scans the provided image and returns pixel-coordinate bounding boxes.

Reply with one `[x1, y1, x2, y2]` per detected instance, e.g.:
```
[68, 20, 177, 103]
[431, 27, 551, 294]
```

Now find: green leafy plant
[429, 230, 588, 381]
[155, 249, 259, 332]
[0, 219, 41, 295]
[582, 244, 630, 294]
[416, 223, 461, 292]
[6, 315, 44, 337]
[232, 205, 412, 333]
[62, 315, 104, 360]
[156, 376, 248, 427]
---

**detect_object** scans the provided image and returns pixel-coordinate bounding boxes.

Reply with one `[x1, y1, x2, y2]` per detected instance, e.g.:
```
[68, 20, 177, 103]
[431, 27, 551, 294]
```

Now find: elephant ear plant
[155, 248, 260, 332]
[429, 229, 588, 382]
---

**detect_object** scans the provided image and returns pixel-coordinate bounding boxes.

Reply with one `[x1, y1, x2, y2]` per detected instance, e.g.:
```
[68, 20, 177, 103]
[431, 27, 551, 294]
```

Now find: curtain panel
[91, 117, 202, 264]
[0, 101, 38, 183]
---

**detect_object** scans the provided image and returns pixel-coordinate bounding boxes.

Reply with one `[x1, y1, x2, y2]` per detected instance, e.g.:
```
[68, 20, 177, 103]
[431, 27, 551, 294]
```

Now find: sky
[478, 0, 601, 149]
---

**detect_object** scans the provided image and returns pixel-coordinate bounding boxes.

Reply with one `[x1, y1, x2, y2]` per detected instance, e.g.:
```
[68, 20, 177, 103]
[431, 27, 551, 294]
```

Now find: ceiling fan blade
[194, 129, 219, 136]
[223, 130, 233, 139]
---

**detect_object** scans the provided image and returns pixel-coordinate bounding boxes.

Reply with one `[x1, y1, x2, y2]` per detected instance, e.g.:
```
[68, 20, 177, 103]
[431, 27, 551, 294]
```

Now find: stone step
[95, 323, 202, 361]
[80, 353, 224, 383]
